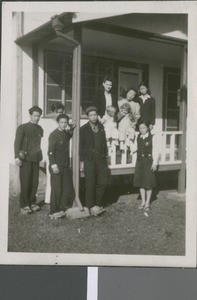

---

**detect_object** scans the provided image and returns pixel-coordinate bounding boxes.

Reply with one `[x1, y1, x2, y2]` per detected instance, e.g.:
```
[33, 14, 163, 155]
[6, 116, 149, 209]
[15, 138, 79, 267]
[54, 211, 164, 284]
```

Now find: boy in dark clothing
[48, 114, 75, 220]
[80, 106, 109, 216]
[14, 106, 43, 214]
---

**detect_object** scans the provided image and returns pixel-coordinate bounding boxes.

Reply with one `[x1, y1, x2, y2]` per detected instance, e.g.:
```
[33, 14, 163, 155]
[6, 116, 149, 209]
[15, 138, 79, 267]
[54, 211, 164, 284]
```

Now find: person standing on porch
[136, 82, 156, 131]
[39, 103, 65, 205]
[93, 76, 118, 119]
[80, 106, 109, 216]
[14, 106, 43, 214]
[48, 114, 75, 220]
[133, 121, 159, 212]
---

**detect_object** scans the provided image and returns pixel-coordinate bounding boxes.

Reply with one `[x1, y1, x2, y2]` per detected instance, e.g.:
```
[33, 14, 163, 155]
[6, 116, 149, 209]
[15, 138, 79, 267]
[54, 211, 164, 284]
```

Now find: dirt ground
[8, 170, 185, 256]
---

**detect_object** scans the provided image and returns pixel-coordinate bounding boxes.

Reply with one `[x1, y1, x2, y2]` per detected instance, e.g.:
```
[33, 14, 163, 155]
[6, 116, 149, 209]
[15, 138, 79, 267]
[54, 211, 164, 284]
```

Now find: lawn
[8, 171, 185, 256]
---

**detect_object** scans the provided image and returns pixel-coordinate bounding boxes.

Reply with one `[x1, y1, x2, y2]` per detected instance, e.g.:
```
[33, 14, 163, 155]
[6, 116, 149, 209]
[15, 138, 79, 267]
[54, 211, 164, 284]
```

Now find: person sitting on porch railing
[99, 105, 119, 155]
[136, 82, 156, 131]
[132, 121, 159, 212]
[117, 102, 136, 152]
[118, 87, 140, 124]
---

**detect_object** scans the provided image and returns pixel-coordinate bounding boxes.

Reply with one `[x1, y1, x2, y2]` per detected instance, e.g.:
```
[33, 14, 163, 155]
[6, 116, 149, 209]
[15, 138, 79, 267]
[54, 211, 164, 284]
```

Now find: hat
[85, 106, 98, 115]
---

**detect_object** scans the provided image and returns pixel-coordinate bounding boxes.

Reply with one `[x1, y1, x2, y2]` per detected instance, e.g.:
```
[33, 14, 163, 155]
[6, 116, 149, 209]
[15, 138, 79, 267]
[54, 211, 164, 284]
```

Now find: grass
[8, 171, 185, 256]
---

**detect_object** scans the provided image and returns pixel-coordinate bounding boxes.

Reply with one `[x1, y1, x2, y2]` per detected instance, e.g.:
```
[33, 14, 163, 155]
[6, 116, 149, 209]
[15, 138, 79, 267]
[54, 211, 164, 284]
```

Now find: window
[44, 51, 114, 117]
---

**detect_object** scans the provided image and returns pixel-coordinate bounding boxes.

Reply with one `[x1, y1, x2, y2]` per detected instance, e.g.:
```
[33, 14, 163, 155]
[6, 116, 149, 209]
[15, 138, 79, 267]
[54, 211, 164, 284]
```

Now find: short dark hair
[51, 103, 65, 113]
[56, 114, 69, 123]
[102, 75, 113, 84]
[29, 106, 42, 115]
[138, 120, 150, 128]
[138, 82, 151, 95]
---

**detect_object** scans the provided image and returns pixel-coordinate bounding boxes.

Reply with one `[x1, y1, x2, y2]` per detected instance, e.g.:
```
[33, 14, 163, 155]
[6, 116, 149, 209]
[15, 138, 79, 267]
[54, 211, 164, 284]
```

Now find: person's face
[30, 111, 41, 124]
[126, 90, 136, 101]
[88, 111, 98, 124]
[58, 118, 68, 131]
[53, 108, 64, 119]
[139, 85, 148, 95]
[103, 80, 112, 92]
[108, 108, 116, 117]
[139, 123, 148, 135]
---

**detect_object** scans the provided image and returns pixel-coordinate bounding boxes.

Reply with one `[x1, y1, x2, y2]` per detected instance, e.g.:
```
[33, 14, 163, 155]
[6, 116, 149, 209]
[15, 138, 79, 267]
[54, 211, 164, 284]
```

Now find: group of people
[14, 75, 159, 219]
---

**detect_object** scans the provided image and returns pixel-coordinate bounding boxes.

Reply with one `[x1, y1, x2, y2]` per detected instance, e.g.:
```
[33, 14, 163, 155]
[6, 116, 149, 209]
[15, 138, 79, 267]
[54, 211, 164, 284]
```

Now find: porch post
[72, 24, 83, 210]
[178, 45, 187, 193]
[15, 12, 24, 126]
[32, 44, 39, 106]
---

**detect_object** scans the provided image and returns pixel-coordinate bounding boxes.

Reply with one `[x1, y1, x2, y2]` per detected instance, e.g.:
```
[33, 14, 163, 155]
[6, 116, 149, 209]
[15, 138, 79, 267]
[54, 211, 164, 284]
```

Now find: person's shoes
[30, 204, 41, 212]
[20, 206, 33, 215]
[144, 206, 150, 212]
[138, 204, 145, 210]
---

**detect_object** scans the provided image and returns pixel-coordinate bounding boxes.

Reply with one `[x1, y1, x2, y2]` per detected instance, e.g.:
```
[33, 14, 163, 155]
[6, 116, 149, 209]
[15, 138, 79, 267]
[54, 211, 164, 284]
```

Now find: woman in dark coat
[136, 82, 156, 131]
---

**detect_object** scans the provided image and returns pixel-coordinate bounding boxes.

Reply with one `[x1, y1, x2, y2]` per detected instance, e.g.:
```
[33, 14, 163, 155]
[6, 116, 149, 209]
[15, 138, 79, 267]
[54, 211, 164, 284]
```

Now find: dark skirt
[133, 157, 156, 189]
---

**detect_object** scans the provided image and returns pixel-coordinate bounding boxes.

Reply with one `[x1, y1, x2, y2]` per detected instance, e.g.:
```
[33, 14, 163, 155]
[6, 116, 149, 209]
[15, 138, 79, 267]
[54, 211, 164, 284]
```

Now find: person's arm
[79, 127, 85, 170]
[14, 125, 25, 167]
[48, 132, 59, 174]
[151, 134, 159, 171]
[150, 97, 156, 126]
[133, 103, 141, 123]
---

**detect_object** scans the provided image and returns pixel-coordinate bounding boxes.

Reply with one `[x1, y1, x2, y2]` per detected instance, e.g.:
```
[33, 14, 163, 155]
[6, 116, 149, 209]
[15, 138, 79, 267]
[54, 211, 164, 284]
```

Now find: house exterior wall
[11, 12, 183, 162]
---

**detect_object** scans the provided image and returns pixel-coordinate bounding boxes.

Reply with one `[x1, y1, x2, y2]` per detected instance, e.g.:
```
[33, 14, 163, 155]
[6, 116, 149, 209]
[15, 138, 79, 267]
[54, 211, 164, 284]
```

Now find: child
[48, 114, 75, 220]
[117, 102, 136, 152]
[137, 82, 156, 131]
[133, 121, 159, 211]
[99, 105, 119, 153]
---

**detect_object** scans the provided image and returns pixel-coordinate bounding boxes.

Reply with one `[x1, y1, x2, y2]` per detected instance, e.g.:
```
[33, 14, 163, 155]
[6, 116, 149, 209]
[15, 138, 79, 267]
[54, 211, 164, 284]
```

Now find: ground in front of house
[8, 171, 185, 255]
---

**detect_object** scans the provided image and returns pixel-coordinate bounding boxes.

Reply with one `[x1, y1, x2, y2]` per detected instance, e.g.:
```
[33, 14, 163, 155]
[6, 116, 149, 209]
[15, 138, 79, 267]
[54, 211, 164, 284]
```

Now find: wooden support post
[32, 44, 39, 106]
[15, 12, 24, 126]
[72, 24, 83, 210]
[178, 45, 187, 193]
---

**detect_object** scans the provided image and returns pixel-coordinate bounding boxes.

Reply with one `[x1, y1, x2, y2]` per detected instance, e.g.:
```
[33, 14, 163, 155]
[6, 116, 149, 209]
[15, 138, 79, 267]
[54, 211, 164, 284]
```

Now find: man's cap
[85, 106, 98, 115]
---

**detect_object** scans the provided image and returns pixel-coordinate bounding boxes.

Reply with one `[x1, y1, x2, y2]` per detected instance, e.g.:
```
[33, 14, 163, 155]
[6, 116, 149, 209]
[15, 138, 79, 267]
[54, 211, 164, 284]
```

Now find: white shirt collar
[139, 94, 151, 101]
[140, 132, 149, 139]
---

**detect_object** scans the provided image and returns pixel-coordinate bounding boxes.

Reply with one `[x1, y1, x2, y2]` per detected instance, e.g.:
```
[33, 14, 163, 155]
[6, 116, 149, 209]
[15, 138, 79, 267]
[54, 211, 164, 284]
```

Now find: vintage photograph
[1, 1, 197, 267]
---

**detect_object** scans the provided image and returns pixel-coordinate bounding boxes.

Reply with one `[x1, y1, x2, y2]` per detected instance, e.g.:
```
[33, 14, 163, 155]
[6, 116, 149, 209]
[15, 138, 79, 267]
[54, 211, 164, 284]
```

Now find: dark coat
[93, 88, 118, 118]
[48, 128, 72, 167]
[79, 122, 108, 161]
[137, 96, 156, 126]
[14, 122, 43, 162]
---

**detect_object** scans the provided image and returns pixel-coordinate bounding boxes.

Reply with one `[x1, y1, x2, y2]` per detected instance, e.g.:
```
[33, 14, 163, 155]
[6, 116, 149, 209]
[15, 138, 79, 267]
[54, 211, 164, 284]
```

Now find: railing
[70, 131, 183, 175]
[108, 131, 183, 170]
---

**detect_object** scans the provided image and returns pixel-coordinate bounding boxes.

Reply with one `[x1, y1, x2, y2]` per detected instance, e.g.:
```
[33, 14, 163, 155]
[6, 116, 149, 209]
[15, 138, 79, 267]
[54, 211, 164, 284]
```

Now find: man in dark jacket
[14, 106, 43, 214]
[80, 106, 109, 216]
[93, 76, 118, 118]
[48, 114, 75, 220]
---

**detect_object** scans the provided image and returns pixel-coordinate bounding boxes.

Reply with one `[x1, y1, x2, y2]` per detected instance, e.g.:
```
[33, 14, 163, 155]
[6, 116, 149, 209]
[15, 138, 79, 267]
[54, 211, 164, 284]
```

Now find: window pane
[46, 53, 63, 71]
[82, 58, 97, 74]
[82, 74, 96, 87]
[65, 55, 73, 72]
[65, 100, 72, 115]
[47, 71, 62, 85]
[168, 74, 180, 91]
[166, 110, 179, 129]
[167, 92, 178, 109]
[82, 88, 95, 103]
[65, 86, 72, 100]
[47, 85, 62, 99]
[65, 71, 72, 86]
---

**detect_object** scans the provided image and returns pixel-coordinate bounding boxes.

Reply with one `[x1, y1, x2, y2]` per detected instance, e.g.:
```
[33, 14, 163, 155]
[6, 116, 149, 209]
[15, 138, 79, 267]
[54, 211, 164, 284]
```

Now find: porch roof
[15, 12, 187, 47]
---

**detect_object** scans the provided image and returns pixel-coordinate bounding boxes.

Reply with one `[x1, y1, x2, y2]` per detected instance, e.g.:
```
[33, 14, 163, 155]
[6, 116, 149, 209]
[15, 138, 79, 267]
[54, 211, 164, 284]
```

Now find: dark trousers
[50, 167, 75, 214]
[19, 161, 39, 208]
[84, 154, 109, 209]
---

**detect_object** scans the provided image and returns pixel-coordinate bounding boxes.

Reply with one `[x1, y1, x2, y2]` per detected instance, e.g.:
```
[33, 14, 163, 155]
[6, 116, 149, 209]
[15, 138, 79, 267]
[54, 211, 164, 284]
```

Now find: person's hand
[149, 124, 154, 130]
[52, 165, 60, 174]
[151, 163, 157, 172]
[15, 158, 22, 167]
[80, 161, 84, 172]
